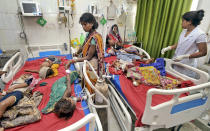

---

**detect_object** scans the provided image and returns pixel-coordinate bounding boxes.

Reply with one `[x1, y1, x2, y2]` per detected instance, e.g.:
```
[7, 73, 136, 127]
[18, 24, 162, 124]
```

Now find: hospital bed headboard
[28, 44, 69, 58]
[1, 52, 25, 83]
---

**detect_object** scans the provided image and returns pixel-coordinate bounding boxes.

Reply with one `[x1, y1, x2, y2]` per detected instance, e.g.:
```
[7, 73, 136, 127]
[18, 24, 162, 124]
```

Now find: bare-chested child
[24, 58, 55, 79]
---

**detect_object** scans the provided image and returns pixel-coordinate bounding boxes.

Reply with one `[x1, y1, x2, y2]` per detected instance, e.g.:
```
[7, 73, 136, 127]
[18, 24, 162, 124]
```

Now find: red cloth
[119, 73, 191, 127]
[180, 80, 194, 88]
[105, 56, 117, 64]
[4, 56, 86, 131]
[105, 56, 193, 126]
[123, 44, 132, 48]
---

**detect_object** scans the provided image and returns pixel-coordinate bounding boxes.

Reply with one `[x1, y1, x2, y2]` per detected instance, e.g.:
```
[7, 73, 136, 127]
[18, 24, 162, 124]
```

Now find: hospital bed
[0, 51, 104, 131]
[86, 45, 210, 131]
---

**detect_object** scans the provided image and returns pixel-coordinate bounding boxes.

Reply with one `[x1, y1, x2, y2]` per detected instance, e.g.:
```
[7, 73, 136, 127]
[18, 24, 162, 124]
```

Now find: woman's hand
[65, 59, 76, 69]
[73, 53, 79, 57]
[172, 54, 190, 62]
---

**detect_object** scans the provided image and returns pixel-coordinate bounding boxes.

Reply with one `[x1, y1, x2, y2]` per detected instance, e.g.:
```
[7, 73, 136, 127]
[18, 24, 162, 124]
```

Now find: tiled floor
[108, 106, 121, 131]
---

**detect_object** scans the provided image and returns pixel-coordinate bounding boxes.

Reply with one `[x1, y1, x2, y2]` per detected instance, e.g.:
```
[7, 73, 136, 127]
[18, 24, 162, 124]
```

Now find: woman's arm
[108, 39, 115, 47]
[171, 43, 178, 50]
[76, 46, 83, 55]
[189, 42, 207, 58]
[76, 45, 96, 62]
[66, 45, 96, 69]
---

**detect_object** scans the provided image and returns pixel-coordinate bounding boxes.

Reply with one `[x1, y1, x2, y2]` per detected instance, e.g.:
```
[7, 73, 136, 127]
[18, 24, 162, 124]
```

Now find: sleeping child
[0, 73, 35, 119]
[25, 56, 60, 79]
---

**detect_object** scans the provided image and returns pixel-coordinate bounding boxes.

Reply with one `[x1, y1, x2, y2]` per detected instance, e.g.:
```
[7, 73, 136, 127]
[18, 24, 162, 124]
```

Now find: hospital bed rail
[142, 82, 210, 130]
[83, 60, 110, 109]
[82, 58, 133, 131]
[129, 45, 151, 59]
[58, 113, 96, 131]
[1, 51, 25, 83]
[0, 51, 103, 131]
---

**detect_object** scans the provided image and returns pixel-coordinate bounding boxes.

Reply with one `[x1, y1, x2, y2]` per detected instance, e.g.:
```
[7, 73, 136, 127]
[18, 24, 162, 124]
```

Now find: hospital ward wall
[0, 0, 136, 59]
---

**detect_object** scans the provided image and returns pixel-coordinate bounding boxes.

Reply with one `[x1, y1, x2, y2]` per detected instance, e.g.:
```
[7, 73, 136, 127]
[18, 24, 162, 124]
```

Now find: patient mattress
[4, 55, 89, 131]
[105, 56, 191, 127]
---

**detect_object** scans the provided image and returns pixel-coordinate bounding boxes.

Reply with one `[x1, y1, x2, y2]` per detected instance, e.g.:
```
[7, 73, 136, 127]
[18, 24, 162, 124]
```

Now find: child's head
[39, 67, 54, 79]
[54, 98, 76, 119]
[46, 68, 54, 78]
[79, 12, 98, 32]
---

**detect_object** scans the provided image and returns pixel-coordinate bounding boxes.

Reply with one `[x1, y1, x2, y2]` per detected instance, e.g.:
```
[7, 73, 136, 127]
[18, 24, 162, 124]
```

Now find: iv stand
[66, 9, 72, 55]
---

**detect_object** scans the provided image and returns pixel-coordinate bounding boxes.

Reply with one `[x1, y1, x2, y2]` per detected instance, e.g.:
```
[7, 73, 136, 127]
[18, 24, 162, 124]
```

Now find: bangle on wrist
[71, 59, 76, 63]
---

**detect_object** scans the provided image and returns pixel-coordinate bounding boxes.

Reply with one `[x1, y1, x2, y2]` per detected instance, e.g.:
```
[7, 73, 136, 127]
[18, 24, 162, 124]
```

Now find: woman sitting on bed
[24, 56, 60, 79]
[106, 24, 146, 58]
[106, 24, 123, 53]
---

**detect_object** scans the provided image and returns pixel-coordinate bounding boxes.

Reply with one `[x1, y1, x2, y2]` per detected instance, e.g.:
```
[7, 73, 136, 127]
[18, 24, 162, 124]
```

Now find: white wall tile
[0, 0, 137, 58]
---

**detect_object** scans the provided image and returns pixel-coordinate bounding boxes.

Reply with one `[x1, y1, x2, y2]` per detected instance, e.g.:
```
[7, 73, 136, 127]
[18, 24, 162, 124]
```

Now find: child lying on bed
[107, 46, 146, 58]
[0, 73, 35, 119]
[24, 56, 60, 79]
[54, 71, 87, 119]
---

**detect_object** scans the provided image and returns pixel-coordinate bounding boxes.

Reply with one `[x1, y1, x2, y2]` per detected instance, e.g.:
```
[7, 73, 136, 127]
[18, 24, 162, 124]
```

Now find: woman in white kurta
[161, 10, 207, 78]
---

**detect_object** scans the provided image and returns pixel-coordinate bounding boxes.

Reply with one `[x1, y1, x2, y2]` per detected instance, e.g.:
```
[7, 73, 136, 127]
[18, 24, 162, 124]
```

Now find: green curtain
[135, 0, 192, 58]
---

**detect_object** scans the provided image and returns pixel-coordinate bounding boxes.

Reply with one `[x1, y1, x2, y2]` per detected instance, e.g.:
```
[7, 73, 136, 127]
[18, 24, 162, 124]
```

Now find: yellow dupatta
[82, 32, 104, 93]
[82, 32, 104, 58]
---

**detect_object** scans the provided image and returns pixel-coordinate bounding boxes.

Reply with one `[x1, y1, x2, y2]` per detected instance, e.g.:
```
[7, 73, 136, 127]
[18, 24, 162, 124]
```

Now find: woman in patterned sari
[65, 12, 104, 93]
[106, 24, 123, 54]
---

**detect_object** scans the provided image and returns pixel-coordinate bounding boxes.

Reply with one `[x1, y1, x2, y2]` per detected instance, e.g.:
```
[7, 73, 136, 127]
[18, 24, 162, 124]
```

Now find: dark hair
[182, 10, 205, 27]
[111, 24, 119, 33]
[79, 12, 98, 29]
[46, 68, 54, 78]
[54, 98, 76, 119]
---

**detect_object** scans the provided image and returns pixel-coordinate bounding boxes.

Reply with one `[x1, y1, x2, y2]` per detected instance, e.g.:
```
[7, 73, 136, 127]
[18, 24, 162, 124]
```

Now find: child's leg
[0, 91, 23, 118]
[0, 96, 16, 118]
[0, 127, 4, 131]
